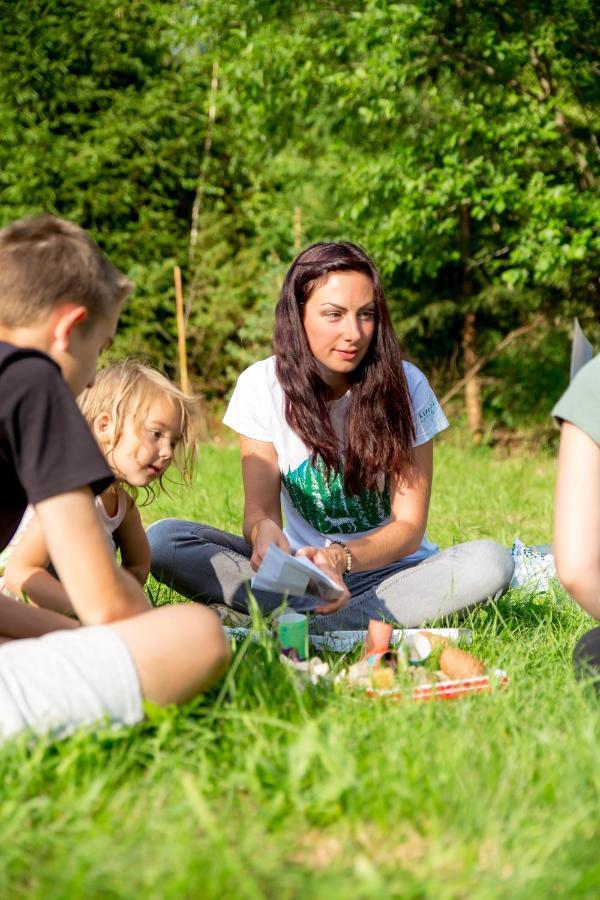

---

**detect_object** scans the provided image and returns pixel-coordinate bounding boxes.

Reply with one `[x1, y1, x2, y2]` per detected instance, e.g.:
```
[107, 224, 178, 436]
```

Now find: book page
[251, 544, 344, 600]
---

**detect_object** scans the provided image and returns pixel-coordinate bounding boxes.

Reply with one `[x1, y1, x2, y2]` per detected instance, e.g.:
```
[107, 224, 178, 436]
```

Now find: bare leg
[0, 592, 79, 640]
[110, 604, 231, 705]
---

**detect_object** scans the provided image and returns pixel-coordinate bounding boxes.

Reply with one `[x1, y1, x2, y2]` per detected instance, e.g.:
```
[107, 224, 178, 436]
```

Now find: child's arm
[4, 515, 75, 615]
[34, 487, 151, 626]
[113, 496, 152, 586]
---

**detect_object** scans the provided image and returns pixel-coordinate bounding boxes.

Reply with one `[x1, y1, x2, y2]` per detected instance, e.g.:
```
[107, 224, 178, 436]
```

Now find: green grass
[2, 434, 599, 899]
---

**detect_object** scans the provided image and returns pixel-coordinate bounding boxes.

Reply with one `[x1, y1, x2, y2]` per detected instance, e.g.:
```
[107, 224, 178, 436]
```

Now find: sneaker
[210, 603, 252, 628]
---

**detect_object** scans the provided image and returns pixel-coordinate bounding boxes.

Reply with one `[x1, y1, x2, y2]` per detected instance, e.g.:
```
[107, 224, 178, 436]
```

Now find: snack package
[358, 623, 508, 702]
[275, 621, 508, 703]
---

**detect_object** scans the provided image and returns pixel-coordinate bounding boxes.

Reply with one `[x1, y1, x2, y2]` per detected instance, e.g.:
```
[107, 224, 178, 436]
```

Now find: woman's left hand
[296, 545, 350, 615]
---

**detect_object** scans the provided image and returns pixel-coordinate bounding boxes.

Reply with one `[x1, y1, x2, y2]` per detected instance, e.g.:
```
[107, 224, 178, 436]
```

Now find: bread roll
[439, 647, 485, 679]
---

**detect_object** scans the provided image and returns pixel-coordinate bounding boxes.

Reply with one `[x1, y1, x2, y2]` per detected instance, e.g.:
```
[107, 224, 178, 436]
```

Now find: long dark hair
[273, 241, 415, 494]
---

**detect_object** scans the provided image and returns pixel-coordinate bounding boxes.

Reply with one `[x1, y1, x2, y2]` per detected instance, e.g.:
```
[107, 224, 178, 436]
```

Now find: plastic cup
[276, 611, 308, 660]
[405, 633, 431, 665]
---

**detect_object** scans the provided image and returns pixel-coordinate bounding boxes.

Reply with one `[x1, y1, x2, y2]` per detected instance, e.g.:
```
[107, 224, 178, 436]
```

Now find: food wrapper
[366, 669, 508, 702]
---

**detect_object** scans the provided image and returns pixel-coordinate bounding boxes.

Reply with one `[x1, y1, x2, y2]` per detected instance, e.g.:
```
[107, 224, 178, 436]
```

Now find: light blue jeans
[147, 519, 514, 632]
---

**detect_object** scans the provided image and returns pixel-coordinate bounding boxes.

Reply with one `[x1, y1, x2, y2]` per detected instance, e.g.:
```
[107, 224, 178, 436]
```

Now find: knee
[116, 604, 231, 705]
[147, 518, 183, 574]
[180, 604, 232, 685]
[573, 628, 600, 690]
[471, 540, 514, 599]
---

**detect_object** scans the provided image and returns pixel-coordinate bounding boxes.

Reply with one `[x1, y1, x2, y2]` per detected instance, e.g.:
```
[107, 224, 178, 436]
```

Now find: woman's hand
[296, 545, 351, 614]
[250, 518, 291, 571]
[240, 436, 289, 571]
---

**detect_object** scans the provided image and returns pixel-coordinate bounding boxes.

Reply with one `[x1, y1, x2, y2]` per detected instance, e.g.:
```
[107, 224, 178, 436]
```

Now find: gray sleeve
[552, 355, 600, 445]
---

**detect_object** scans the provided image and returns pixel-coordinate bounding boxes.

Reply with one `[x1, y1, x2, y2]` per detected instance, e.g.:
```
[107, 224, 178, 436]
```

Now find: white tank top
[95, 490, 128, 550]
[0, 489, 129, 595]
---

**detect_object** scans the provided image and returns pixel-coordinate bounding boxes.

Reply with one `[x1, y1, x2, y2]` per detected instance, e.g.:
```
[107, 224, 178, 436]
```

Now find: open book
[251, 544, 345, 601]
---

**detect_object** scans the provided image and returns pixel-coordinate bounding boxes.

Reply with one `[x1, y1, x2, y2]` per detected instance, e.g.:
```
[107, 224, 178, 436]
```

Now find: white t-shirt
[223, 356, 449, 563]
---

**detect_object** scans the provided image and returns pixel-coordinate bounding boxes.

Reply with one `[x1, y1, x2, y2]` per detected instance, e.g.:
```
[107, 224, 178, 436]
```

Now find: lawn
[2, 433, 599, 899]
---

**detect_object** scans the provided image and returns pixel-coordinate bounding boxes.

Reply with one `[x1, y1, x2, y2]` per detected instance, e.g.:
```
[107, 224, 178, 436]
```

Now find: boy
[0, 215, 229, 741]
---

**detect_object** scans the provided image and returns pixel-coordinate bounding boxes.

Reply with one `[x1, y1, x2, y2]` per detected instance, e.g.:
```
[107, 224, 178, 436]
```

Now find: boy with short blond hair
[0, 214, 229, 742]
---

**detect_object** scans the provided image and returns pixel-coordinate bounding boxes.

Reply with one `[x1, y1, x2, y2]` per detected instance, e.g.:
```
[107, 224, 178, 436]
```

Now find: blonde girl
[4, 361, 198, 615]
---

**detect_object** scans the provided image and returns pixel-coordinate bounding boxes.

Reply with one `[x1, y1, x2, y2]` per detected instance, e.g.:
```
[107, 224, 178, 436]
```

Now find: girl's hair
[79, 360, 200, 500]
[273, 241, 414, 494]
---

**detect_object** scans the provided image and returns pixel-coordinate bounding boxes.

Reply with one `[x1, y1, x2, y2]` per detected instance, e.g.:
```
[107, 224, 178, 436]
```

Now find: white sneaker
[210, 604, 252, 628]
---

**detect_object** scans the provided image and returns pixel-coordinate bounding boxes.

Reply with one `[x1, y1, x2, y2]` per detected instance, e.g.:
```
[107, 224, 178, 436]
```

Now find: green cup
[276, 612, 308, 660]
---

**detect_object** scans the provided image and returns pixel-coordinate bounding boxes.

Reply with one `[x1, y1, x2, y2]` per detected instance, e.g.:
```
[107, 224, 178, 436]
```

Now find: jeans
[147, 519, 514, 632]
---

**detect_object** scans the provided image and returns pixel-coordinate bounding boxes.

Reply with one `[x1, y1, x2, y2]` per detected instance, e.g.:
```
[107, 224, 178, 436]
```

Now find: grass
[2, 432, 600, 898]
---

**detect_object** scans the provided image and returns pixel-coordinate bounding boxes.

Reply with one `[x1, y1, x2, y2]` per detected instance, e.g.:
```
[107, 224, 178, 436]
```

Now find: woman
[149, 241, 513, 630]
[552, 354, 600, 682]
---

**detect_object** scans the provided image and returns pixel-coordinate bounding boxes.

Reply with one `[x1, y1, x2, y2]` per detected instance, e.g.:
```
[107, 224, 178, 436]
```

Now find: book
[251, 543, 344, 601]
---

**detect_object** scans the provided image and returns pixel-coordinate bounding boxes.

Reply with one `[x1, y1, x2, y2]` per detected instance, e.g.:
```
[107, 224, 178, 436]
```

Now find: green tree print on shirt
[281, 457, 390, 535]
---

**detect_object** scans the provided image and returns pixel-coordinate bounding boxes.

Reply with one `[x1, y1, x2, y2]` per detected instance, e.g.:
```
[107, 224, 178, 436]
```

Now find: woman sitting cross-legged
[148, 241, 513, 630]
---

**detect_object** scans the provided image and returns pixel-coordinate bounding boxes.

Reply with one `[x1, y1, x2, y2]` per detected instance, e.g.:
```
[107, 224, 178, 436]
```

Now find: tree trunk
[462, 311, 483, 440]
[459, 201, 483, 441]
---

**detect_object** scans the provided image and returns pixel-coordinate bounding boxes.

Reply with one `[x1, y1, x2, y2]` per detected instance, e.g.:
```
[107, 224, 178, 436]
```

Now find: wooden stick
[173, 265, 190, 395]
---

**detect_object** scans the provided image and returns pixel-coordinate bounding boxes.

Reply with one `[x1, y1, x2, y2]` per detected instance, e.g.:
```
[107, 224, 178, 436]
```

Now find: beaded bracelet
[329, 539, 352, 576]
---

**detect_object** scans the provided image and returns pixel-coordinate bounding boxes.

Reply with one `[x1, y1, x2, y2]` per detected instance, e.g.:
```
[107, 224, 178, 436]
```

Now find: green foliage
[483, 326, 573, 429]
[0, 1, 598, 420]
[0, 0, 212, 367]
[211, 0, 599, 382]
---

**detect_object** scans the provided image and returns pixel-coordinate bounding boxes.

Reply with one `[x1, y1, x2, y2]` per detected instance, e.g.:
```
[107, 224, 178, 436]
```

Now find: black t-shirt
[0, 342, 114, 550]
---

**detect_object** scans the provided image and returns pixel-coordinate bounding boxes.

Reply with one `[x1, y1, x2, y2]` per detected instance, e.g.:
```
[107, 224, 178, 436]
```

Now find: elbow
[83, 590, 151, 627]
[113, 592, 152, 622]
[555, 559, 600, 619]
[85, 600, 150, 627]
[126, 565, 150, 587]
[555, 559, 579, 597]
[556, 571, 584, 606]
[83, 609, 116, 627]
[404, 523, 427, 557]
[555, 548, 586, 599]
[407, 534, 425, 556]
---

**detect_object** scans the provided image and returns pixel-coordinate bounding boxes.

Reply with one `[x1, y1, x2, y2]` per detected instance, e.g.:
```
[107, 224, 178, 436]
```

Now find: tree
[200, 0, 599, 426]
[0, 0, 214, 369]
[2, 0, 597, 429]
